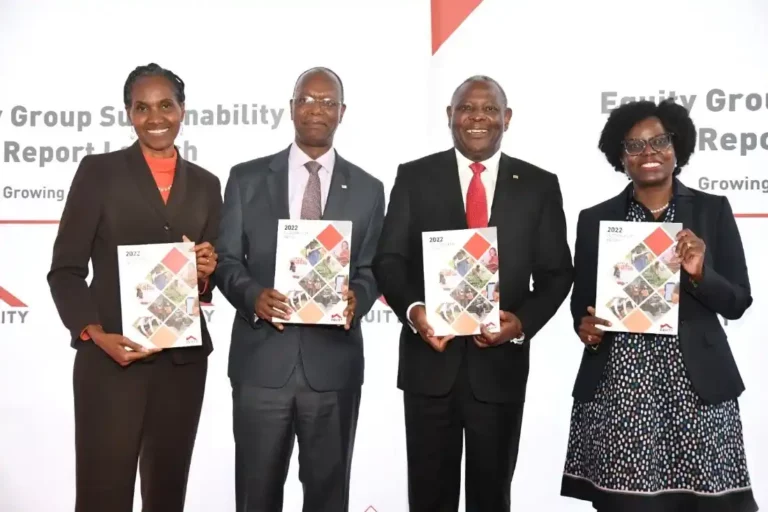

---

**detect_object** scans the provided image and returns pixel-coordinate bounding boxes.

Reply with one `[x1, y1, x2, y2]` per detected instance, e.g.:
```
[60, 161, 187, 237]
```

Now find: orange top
[144, 150, 177, 203]
[80, 149, 209, 342]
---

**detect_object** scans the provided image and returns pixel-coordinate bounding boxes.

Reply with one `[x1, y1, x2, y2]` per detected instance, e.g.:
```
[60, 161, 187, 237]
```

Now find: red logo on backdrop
[431, 0, 485, 54]
[0, 286, 29, 325]
[0, 286, 27, 308]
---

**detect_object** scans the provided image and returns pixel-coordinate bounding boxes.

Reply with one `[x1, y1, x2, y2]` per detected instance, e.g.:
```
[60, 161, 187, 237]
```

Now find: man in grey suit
[215, 67, 385, 512]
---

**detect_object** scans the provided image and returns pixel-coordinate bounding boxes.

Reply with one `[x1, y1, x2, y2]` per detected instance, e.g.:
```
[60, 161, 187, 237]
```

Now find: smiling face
[127, 75, 184, 157]
[447, 79, 512, 162]
[622, 117, 676, 187]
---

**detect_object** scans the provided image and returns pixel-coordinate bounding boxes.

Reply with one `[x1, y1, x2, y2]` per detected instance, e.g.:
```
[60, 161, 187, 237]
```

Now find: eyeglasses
[293, 96, 341, 110]
[622, 133, 674, 155]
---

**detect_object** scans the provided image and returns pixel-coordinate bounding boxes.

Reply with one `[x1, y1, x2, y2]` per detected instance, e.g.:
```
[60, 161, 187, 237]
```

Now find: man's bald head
[293, 67, 345, 103]
[450, 75, 507, 108]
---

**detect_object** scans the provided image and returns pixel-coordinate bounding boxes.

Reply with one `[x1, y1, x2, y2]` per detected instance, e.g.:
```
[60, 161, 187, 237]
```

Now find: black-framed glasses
[622, 133, 674, 155]
[293, 96, 341, 110]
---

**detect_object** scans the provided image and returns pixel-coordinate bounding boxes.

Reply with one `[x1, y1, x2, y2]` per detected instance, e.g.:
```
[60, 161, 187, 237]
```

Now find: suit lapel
[673, 179, 695, 230]
[671, 180, 696, 323]
[165, 154, 189, 221]
[124, 141, 170, 223]
[440, 150, 469, 229]
[605, 185, 631, 221]
[322, 151, 349, 220]
[488, 154, 527, 227]
[267, 146, 291, 220]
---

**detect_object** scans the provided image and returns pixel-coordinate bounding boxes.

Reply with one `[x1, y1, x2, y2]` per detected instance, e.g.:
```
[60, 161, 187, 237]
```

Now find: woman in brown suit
[47, 63, 222, 512]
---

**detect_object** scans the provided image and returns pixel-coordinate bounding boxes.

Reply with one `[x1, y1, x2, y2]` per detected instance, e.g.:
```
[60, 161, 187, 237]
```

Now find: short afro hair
[598, 98, 696, 176]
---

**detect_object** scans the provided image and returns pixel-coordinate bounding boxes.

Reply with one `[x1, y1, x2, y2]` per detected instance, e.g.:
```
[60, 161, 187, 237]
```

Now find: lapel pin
[341, 184, 348, 189]
[513, 175, 519, 179]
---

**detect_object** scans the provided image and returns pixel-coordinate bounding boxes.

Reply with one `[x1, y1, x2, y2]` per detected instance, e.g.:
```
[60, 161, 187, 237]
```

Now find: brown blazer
[47, 141, 222, 364]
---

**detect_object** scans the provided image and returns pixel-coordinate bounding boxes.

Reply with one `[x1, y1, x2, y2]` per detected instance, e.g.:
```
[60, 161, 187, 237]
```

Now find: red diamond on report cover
[162, 247, 189, 274]
[463, 232, 491, 260]
[317, 224, 344, 250]
[644, 227, 674, 256]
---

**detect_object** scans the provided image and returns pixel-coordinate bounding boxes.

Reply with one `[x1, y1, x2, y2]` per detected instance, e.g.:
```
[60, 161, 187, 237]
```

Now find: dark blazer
[215, 146, 385, 391]
[570, 179, 752, 404]
[47, 141, 222, 364]
[373, 149, 574, 403]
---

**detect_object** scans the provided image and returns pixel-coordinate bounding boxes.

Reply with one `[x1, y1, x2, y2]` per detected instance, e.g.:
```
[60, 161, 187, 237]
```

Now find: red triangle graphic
[0, 286, 27, 308]
[431, 0, 485, 55]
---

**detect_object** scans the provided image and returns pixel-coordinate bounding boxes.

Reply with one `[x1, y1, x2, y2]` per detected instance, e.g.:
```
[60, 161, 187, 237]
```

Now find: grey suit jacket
[215, 145, 385, 391]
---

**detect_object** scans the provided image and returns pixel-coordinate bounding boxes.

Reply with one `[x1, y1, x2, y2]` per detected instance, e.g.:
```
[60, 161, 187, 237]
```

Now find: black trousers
[232, 357, 361, 512]
[73, 343, 207, 512]
[404, 353, 525, 512]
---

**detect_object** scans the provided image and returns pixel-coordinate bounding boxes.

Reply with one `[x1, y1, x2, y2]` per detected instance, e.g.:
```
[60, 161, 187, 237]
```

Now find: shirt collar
[290, 142, 335, 174]
[454, 147, 502, 176]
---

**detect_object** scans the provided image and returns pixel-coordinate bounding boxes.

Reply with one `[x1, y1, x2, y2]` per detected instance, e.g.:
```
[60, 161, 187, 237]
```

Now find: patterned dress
[561, 198, 759, 512]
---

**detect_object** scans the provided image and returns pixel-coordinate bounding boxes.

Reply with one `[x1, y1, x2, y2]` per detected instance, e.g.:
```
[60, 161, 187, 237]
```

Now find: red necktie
[466, 162, 488, 228]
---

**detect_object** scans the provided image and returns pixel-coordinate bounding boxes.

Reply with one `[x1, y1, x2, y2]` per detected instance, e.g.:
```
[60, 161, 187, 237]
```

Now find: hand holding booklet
[595, 220, 683, 335]
[272, 219, 352, 325]
[422, 227, 501, 336]
[117, 242, 203, 349]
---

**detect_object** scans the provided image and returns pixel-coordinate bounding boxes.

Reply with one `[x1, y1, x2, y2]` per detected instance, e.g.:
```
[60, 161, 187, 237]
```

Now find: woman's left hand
[183, 235, 218, 280]
[676, 229, 706, 280]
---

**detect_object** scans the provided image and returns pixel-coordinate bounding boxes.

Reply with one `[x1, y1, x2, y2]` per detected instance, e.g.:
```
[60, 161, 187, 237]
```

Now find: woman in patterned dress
[561, 98, 758, 511]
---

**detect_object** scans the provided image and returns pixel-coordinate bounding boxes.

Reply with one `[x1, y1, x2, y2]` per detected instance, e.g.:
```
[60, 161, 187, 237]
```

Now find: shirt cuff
[80, 324, 101, 341]
[509, 332, 525, 345]
[405, 302, 424, 334]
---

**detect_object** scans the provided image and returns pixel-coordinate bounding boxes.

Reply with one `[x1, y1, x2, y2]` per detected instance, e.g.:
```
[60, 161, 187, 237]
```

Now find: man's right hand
[578, 306, 612, 346]
[255, 288, 292, 331]
[409, 305, 454, 352]
[88, 326, 160, 367]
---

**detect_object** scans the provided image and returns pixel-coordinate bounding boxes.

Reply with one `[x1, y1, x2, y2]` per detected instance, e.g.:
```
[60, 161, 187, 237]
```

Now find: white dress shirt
[405, 148, 524, 344]
[288, 142, 335, 219]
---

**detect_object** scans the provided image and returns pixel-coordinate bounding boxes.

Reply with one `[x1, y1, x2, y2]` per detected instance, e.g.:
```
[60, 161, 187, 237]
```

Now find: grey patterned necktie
[300, 160, 322, 220]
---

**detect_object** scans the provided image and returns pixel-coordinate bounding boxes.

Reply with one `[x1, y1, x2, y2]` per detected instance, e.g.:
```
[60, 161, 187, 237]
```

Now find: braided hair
[123, 63, 185, 108]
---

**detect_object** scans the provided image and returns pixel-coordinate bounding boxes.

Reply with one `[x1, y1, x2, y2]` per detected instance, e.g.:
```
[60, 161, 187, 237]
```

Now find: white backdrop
[0, 1, 766, 511]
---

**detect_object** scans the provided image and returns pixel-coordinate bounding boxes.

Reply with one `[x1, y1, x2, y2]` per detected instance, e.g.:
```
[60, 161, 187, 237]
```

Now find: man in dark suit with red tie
[373, 76, 574, 511]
